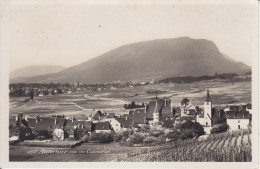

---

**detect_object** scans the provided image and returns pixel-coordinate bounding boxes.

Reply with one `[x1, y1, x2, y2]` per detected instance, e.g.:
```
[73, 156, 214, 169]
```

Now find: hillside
[16, 37, 250, 83]
[10, 65, 65, 81]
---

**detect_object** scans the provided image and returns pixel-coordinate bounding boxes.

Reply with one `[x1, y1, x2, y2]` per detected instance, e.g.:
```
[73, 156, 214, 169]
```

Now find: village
[9, 90, 252, 146]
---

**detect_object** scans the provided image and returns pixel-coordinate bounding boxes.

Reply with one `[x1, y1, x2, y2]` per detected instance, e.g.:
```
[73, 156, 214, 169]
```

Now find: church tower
[153, 100, 159, 124]
[204, 90, 212, 126]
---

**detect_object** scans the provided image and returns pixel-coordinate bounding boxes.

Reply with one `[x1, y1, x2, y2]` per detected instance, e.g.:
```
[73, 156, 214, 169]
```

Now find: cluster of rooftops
[9, 91, 252, 139]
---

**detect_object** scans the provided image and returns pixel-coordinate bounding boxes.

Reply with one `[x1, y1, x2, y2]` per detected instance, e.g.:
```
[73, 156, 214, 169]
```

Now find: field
[116, 130, 252, 162]
[9, 80, 251, 117]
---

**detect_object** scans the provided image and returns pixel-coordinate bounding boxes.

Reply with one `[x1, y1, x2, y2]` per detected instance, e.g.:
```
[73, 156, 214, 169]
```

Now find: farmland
[9, 80, 251, 117]
[116, 130, 252, 162]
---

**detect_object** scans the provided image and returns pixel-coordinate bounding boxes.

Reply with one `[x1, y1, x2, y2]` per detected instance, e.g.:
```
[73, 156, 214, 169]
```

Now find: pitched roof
[226, 110, 250, 119]
[114, 116, 133, 128]
[146, 99, 172, 118]
[34, 117, 65, 131]
[205, 90, 212, 102]
[198, 112, 204, 118]
[92, 111, 105, 120]
[132, 108, 147, 124]
[65, 120, 93, 132]
[94, 121, 110, 130]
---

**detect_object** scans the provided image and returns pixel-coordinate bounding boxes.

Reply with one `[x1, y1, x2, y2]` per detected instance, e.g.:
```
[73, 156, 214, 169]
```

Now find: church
[196, 90, 212, 127]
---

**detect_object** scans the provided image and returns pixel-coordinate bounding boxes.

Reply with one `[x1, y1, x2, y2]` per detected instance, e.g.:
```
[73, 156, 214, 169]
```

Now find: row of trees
[124, 101, 145, 109]
[159, 73, 241, 84]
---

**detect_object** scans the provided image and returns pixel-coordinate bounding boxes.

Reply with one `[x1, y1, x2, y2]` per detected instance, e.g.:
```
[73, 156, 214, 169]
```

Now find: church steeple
[205, 90, 211, 102]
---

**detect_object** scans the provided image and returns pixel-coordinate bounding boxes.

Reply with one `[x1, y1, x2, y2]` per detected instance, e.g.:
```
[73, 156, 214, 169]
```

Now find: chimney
[55, 118, 57, 124]
[15, 115, 18, 122]
[126, 116, 128, 120]
[165, 99, 166, 106]
[72, 117, 74, 122]
[25, 116, 28, 121]
[99, 115, 101, 120]
[144, 103, 147, 113]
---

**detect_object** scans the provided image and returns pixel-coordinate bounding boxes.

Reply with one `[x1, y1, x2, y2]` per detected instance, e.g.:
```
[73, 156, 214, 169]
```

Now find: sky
[1, 0, 258, 72]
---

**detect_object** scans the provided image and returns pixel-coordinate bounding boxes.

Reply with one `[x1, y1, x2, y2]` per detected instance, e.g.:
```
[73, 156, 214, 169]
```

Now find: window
[206, 122, 208, 126]
[238, 125, 240, 129]
[116, 124, 118, 126]
[206, 102, 209, 105]
[238, 120, 240, 123]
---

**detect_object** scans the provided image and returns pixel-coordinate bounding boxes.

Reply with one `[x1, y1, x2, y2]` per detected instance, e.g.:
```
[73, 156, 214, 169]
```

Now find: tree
[181, 98, 190, 107]
[30, 90, 34, 99]
[175, 120, 205, 138]
[128, 133, 145, 144]
[130, 101, 136, 109]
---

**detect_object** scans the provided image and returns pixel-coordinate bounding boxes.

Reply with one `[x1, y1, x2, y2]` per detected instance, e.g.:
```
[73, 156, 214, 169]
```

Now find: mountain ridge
[11, 37, 250, 83]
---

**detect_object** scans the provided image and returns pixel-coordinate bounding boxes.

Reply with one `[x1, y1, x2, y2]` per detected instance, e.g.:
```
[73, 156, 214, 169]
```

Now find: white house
[226, 110, 250, 131]
[101, 117, 122, 132]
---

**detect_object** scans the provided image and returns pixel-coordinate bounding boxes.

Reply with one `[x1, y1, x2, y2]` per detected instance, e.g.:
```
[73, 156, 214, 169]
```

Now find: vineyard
[115, 130, 252, 162]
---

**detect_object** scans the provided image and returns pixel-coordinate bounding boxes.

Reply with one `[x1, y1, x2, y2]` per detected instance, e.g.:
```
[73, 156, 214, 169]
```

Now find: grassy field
[9, 80, 251, 116]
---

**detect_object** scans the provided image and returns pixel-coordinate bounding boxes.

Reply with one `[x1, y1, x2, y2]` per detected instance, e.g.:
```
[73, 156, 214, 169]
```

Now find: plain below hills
[12, 37, 250, 83]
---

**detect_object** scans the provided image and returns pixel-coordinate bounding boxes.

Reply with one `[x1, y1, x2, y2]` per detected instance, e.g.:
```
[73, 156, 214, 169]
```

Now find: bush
[112, 133, 122, 142]
[211, 123, 229, 134]
[149, 130, 164, 137]
[179, 130, 195, 140]
[36, 130, 53, 139]
[165, 129, 180, 141]
[128, 133, 145, 144]
[122, 130, 133, 141]
[89, 132, 113, 143]
[143, 136, 158, 145]
[176, 120, 205, 137]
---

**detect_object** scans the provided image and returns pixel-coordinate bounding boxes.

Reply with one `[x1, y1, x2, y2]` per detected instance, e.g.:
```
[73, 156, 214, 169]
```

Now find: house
[226, 110, 250, 131]
[99, 114, 122, 132]
[53, 126, 64, 141]
[34, 117, 65, 131]
[130, 99, 173, 127]
[64, 118, 93, 138]
[64, 126, 75, 139]
[114, 115, 133, 131]
[93, 121, 111, 133]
